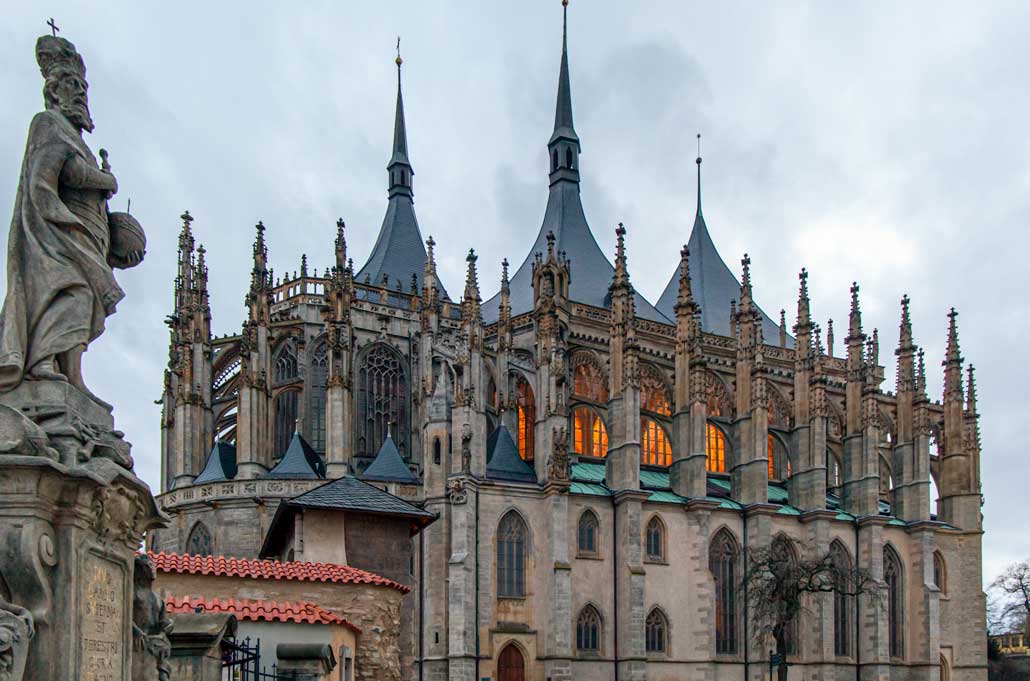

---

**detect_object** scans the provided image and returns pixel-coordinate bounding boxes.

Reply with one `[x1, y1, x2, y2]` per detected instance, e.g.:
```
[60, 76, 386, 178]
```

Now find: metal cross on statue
[47, 18, 59, 37]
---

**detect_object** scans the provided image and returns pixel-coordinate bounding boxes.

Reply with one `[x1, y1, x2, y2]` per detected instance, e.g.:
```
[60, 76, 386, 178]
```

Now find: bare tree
[990, 560, 1030, 635]
[745, 537, 877, 681]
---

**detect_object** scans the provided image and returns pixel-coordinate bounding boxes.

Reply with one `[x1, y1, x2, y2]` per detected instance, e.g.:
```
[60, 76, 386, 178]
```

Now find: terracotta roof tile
[166, 595, 360, 632]
[148, 551, 409, 593]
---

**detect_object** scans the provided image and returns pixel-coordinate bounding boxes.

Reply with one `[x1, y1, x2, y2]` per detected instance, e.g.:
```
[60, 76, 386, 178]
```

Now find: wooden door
[497, 643, 525, 681]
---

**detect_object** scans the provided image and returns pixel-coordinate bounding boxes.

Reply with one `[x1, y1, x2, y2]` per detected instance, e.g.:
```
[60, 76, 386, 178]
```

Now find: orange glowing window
[641, 370, 672, 416]
[707, 423, 726, 473]
[516, 377, 535, 461]
[641, 418, 672, 467]
[573, 407, 608, 458]
[573, 362, 608, 403]
[768, 434, 776, 479]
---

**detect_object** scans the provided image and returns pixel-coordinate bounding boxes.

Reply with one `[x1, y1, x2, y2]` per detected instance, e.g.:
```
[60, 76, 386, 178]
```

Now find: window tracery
[357, 344, 408, 459]
[645, 608, 668, 654]
[576, 606, 601, 652]
[309, 340, 328, 453]
[577, 510, 599, 555]
[705, 372, 733, 419]
[710, 529, 739, 654]
[707, 423, 727, 473]
[641, 365, 671, 416]
[572, 354, 607, 403]
[885, 545, 904, 658]
[645, 516, 665, 562]
[572, 407, 608, 458]
[497, 512, 527, 598]
[831, 541, 853, 658]
[186, 522, 213, 556]
[273, 389, 298, 458]
[641, 418, 672, 467]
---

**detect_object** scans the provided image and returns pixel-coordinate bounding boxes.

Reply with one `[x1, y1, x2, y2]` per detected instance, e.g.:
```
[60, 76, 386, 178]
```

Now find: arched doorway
[497, 643, 525, 681]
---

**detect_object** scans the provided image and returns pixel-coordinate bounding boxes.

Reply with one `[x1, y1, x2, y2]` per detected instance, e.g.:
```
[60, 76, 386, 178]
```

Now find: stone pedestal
[276, 643, 337, 680]
[167, 613, 237, 681]
[0, 454, 164, 681]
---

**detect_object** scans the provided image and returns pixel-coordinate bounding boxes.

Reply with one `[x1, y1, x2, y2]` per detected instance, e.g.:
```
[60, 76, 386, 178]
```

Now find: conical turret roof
[363, 433, 417, 484]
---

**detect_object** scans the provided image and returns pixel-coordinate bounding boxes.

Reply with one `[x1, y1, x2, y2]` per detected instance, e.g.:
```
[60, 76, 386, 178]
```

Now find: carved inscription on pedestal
[81, 553, 125, 681]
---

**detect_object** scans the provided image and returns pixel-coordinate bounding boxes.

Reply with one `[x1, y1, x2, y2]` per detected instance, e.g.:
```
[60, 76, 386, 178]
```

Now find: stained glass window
[515, 376, 535, 461]
[707, 423, 726, 473]
[573, 407, 608, 458]
[497, 512, 527, 598]
[576, 606, 601, 652]
[309, 341, 328, 453]
[645, 608, 668, 654]
[641, 418, 671, 467]
[710, 530, 738, 654]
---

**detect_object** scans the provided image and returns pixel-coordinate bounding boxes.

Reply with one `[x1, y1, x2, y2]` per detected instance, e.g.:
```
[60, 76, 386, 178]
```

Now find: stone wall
[154, 571, 405, 681]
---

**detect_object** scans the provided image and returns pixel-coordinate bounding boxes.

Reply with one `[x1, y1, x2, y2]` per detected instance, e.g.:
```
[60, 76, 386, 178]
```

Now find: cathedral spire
[388, 40, 412, 198]
[896, 295, 916, 394]
[613, 223, 630, 289]
[548, 0, 581, 185]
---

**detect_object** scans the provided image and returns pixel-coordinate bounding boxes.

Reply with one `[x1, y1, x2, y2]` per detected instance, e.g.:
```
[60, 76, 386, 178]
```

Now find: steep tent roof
[656, 157, 790, 345]
[486, 423, 537, 484]
[266, 432, 325, 480]
[355, 53, 447, 299]
[193, 441, 238, 484]
[482, 3, 668, 325]
[288, 476, 434, 525]
[362, 434, 417, 484]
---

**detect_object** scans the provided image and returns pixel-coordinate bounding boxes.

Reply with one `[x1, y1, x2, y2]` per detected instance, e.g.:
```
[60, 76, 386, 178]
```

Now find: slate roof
[486, 423, 538, 484]
[148, 551, 409, 592]
[355, 59, 448, 299]
[656, 164, 791, 345]
[266, 432, 325, 480]
[166, 596, 360, 631]
[287, 476, 435, 524]
[193, 441, 237, 484]
[362, 434, 417, 484]
[482, 6, 668, 326]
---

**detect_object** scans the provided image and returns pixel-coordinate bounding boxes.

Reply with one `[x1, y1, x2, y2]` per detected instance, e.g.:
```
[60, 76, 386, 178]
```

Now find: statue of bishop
[0, 35, 144, 405]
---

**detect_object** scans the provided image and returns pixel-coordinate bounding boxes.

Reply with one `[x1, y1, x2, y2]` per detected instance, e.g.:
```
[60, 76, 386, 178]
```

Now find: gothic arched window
[497, 511, 528, 598]
[710, 529, 739, 655]
[273, 389, 299, 458]
[827, 450, 842, 490]
[498, 643, 525, 681]
[576, 606, 601, 652]
[565, 147, 574, 169]
[551, 149, 559, 173]
[645, 516, 666, 562]
[933, 551, 946, 594]
[572, 407, 608, 458]
[274, 343, 299, 385]
[705, 372, 733, 418]
[641, 367, 672, 416]
[884, 545, 904, 658]
[186, 522, 213, 556]
[830, 541, 853, 658]
[572, 357, 607, 403]
[357, 344, 408, 459]
[707, 423, 727, 473]
[772, 535, 800, 655]
[641, 418, 672, 467]
[645, 608, 668, 654]
[515, 376, 535, 461]
[577, 510, 599, 556]
[309, 340, 328, 453]
[768, 434, 791, 480]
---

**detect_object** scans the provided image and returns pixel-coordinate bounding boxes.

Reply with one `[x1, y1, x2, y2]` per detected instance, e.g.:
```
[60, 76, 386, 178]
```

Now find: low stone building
[151, 552, 408, 681]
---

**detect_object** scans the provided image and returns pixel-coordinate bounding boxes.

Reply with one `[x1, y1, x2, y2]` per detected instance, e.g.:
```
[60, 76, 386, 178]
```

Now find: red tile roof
[148, 551, 410, 593]
[166, 595, 360, 633]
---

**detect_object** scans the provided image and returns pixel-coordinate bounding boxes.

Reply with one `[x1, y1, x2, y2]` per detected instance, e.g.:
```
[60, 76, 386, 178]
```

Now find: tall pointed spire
[944, 308, 964, 404]
[388, 38, 413, 198]
[548, 0, 581, 185]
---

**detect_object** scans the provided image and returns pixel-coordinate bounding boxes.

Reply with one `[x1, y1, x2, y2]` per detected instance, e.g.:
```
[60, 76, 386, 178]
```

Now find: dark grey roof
[266, 432, 325, 480]
[656, 165, 791, 346]
[354, 60, 448, 300]
[289, 475, 435, 523]
[193, 441, 238, 484]
[362, 434, 417, 484]
[483, 8, 667, 326]
[486, 423, 538, 484]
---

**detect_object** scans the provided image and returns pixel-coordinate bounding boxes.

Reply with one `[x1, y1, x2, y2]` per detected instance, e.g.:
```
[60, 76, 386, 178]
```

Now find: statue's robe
[0, 109, 122, 391]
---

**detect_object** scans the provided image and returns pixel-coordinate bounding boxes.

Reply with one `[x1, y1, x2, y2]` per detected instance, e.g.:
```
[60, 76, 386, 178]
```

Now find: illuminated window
[768, 434, 776, 479]
[573, 407, 608, 458]
[706, 423, 726, 473]
[641, 418, 672, 467]
[515, 376, 535, 461]
[573, 359, 607, 403]
[641, 367, 672, 416]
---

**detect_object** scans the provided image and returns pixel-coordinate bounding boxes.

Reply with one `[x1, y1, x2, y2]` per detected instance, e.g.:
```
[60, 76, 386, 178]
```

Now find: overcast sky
[1, 2, 1026, 584]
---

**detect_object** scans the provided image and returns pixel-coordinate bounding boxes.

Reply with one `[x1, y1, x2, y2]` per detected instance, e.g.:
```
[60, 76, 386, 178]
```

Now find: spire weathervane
[396, 35, 402, 66]
[695, 133, 703, 217]
[47, 18, 59, 36]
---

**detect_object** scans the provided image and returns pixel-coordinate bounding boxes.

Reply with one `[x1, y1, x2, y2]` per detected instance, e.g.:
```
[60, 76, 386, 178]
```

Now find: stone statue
[0, 35, 144, 404]
[0, 34, 145, 469]
[547, 425, 570, 482]
[0, 599, 32, 681]
[460, 423, 472, 474]
[131, 556, 172, 681]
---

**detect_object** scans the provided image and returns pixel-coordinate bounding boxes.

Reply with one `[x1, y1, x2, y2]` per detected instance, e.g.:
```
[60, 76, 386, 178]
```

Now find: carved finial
[899, 294, 912, 347]
[848, 282, 863, 339]
[917, 347, 927, 395]
[47, 17, 59, 36]
[676, 245, 694, 309]
[695, 133, 703, 217]
[335, 218, 347, 269]
[813, 323, 824, 356]
[300, 253, 308, 278]
[426, 235, 436, 264]
[966, 364, 977, 413]
[613, 223, 629, 285]
[826, 318, 835, 357]
[181, 210, 193, 229]
[944, 308, 964, 404]
[779, 309, 787, 347]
